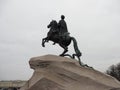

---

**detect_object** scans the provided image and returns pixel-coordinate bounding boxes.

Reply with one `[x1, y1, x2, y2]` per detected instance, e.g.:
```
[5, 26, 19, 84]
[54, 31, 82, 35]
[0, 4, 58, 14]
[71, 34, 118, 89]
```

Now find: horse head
[49, 20, 58, 28]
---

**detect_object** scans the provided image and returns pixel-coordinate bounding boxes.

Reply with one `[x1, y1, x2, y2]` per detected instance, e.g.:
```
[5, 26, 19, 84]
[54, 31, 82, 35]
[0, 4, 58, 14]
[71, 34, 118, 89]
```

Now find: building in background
[0, 81, 26, 90]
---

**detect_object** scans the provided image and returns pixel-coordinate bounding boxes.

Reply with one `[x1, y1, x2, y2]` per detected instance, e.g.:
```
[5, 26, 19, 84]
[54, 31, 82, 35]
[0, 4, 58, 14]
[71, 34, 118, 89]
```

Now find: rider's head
[61, 15, 65, 20]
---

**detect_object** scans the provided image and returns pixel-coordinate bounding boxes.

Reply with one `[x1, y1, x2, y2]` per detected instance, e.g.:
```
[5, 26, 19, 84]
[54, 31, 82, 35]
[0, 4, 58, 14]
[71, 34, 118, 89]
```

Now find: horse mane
[52, 20, 58, 27]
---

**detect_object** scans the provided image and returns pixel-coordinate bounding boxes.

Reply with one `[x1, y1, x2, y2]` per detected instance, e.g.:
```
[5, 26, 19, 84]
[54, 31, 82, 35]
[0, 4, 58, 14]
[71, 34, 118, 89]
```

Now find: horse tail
[71, 37, 82, 57]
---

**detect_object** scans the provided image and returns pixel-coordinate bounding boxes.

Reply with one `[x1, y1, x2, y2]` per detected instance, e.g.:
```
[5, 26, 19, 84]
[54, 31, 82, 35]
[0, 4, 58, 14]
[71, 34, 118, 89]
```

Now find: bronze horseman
[42, 15, 82, 65]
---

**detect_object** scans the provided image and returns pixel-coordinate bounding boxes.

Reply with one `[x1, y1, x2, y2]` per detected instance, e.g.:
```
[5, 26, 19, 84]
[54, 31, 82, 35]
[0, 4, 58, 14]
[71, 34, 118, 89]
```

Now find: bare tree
[106, 63, 120, 81]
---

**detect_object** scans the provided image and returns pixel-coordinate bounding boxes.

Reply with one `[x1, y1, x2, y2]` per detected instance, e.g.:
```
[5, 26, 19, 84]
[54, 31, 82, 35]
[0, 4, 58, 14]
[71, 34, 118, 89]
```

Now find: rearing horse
[42, 20, 82, 65]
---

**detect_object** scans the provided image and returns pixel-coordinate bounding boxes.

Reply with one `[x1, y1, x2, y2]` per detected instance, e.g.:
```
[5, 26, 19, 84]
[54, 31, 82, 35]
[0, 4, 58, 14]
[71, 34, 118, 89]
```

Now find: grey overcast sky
[0, 0, 120, 80]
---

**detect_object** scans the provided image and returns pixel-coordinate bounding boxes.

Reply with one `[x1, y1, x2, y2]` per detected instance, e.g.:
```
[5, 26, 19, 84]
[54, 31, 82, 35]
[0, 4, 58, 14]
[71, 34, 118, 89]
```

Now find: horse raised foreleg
[42, 37, 48, 47]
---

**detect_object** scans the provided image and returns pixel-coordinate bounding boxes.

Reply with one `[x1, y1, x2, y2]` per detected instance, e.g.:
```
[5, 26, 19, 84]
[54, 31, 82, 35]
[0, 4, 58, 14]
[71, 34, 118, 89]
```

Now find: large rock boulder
[20, 55, 120, 90]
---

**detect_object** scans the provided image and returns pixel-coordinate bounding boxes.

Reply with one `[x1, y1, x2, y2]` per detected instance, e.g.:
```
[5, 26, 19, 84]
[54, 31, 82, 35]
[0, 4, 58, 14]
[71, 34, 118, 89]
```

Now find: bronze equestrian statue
[42, 15, 82, 65]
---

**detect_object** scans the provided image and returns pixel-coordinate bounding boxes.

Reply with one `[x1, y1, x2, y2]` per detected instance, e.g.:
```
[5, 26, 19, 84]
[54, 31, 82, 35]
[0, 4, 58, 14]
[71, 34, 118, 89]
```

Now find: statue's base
[20, 54, 120, 90]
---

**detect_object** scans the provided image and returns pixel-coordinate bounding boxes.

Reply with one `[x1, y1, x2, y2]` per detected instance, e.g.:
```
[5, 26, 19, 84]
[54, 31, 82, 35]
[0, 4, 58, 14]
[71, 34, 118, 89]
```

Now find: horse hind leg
[72, 54, 82, 65]
[59, 44, 68, 56]
[72, 54, 75, 59]
[78, 56, 82, 65]
[60, 48, 68, 56]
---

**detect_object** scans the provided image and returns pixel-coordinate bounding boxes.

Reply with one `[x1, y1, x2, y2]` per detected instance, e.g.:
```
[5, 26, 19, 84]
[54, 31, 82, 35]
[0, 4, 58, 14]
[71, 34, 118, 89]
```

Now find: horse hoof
[59, 54, 64, 57]
[42, 43, 45, 47]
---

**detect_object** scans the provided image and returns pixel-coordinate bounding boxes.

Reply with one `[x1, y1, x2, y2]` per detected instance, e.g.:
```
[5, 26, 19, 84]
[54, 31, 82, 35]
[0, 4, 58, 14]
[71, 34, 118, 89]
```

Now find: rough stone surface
[20, 54, 120, 90]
